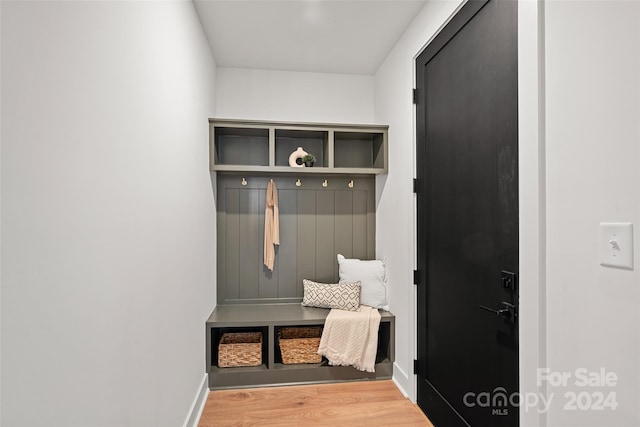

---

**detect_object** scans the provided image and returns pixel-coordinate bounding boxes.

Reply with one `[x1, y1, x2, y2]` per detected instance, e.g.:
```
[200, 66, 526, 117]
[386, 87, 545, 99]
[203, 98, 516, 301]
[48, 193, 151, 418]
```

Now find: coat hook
[296, 179, 302, 187]
[322, 179, 328, 188]
[241, 177, 247, 186]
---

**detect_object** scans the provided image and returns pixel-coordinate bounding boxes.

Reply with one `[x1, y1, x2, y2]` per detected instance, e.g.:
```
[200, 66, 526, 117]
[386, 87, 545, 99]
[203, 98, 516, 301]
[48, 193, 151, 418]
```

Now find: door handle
[479, 301, 517, 320]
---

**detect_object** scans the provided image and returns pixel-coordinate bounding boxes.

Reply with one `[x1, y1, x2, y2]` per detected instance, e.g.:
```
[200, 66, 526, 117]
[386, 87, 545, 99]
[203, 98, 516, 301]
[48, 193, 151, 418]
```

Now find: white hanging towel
[264, 179, 280, 271]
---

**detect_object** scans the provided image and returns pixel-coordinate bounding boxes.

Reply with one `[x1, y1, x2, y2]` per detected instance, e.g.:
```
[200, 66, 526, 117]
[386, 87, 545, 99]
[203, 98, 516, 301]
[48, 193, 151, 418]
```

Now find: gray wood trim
[209, 126, 216, 169]
[207, 303, 395, 325]
[208, 362, 393, 390]
[210, 165, 386, 175]
[224, 189, 240, 300]
[296, 191, 316, 298]
[315, 190, 335, 283]
[328, 130, 335, 169]
[382, 130, 389, 173]
[239, 189, 260, 299]
[352, 190, 368, 259]
[209, 117, 388, 131]
[268, 127, 276, 167]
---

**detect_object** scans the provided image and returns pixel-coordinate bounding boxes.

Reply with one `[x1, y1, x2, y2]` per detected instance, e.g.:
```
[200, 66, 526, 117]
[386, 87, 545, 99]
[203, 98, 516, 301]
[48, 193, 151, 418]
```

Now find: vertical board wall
[217, 175, 376, 305]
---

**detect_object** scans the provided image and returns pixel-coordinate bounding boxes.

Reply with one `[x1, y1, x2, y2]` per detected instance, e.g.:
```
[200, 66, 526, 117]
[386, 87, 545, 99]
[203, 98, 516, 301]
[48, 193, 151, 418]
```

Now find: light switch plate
[600, 223, 634, 269]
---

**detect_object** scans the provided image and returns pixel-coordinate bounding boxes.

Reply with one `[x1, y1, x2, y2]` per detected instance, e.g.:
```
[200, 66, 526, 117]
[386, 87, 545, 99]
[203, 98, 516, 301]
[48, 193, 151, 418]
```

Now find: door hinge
[413, 270, 420, 286]
[413, 178, 419, 194]
[413, 359, 420, 375]
[413, 88, 418, 104]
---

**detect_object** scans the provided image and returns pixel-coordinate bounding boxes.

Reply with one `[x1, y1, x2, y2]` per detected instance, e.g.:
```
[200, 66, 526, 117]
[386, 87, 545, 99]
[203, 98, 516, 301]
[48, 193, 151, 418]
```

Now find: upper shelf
[209, 118, 388, 175]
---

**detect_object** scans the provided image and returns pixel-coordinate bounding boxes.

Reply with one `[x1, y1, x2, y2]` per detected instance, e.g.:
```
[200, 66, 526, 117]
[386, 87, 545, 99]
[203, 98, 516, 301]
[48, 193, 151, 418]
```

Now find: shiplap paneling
[296, 190, 317, 298]
[224, 189, 240, 300]
[216, 175, 375, 305]
[277, 190, 298, 299]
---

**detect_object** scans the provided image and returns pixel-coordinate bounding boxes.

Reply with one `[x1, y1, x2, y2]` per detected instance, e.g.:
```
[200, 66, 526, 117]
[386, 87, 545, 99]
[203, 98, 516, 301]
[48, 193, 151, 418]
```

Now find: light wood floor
[198, 380, 434, 426]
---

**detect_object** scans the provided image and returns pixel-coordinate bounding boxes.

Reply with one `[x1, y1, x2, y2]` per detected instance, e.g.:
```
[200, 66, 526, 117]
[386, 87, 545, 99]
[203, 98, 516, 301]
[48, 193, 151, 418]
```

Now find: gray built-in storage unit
[209, 118, 388, 174]
[207, 119, 393, 389]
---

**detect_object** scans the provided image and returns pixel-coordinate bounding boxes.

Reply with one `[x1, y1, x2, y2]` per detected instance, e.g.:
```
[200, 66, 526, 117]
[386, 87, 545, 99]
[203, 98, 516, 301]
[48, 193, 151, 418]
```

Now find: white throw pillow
[337, 254, 387, 310]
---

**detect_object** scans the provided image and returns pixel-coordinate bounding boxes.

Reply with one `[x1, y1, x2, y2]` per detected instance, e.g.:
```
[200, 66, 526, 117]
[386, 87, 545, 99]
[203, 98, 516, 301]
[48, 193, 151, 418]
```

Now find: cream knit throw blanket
[263, 179, 280, 271]
[318, 305, 381, 373]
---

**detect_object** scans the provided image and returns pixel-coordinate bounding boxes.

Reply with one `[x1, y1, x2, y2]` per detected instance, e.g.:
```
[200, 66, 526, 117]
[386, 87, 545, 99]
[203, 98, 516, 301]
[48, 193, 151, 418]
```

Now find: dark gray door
[415, 0, 519, 426]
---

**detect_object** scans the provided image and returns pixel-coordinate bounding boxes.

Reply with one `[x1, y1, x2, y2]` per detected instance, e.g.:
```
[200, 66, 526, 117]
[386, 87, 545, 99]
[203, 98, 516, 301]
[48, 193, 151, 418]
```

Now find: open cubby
[210, 326, 269, 369]
[274, 325, 324, 365]
[213, 127, 269, 166]
[206, 304, 395, 389]
[334, 131, 385, 169]
[275, 129, 329, 167]
[209, 119, 388, 174]
[376, 321, 392, 364]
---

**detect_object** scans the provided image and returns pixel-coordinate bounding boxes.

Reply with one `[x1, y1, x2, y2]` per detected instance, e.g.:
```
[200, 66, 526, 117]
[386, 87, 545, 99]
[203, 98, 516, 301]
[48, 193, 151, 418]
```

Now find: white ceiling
[194, 0, 426, 75]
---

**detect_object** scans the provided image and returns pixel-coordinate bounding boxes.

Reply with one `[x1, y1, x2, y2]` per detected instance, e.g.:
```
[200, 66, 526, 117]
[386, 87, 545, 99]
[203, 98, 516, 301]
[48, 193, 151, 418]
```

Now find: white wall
[215, 67, 374, 123]
[545, 1, 640, 426]
[1, 2, 216, 426]
[373, 0, 465, 400]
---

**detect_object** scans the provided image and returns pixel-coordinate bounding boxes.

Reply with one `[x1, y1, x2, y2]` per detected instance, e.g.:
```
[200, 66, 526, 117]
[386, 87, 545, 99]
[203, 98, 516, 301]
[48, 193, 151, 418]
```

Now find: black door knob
[479, 301, 517, 321]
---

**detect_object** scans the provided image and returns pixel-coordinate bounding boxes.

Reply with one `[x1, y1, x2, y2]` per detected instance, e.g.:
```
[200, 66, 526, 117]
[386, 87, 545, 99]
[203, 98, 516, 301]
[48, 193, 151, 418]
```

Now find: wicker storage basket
[218, 332, 263, 368]
[278, 327, 323, 364]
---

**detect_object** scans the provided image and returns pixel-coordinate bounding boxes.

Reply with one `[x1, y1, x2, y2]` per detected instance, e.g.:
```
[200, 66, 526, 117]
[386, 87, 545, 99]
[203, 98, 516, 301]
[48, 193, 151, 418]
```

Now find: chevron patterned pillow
[301, 279, 361, 312]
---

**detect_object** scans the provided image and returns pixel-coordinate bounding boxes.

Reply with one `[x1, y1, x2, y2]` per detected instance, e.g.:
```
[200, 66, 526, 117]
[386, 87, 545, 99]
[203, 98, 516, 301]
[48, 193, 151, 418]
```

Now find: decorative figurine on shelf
[288, 147, 308, 168]
[302, 154, 316, 167]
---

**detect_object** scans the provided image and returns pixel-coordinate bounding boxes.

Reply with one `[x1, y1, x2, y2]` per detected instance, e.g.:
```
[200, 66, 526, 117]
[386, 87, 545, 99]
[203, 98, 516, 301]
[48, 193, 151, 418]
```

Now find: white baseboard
[392, 362, 416, 403]
[182, 374, 209, 427]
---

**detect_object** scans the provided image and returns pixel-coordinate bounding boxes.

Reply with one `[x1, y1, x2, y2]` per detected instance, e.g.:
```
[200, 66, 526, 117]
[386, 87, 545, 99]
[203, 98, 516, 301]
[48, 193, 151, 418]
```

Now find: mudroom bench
[205, 304, 395, 390]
